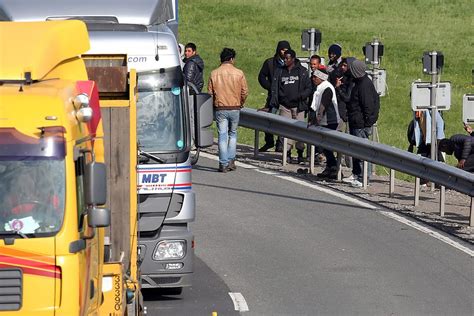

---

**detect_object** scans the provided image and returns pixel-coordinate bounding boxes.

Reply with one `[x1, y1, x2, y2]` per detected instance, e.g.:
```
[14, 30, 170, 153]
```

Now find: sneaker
[350, 179, 363, 188]
[342, 174, 358, 183]
[228, 160, 236, 171]
[258, 143, 274, 152]
[218, 164, 228, 173]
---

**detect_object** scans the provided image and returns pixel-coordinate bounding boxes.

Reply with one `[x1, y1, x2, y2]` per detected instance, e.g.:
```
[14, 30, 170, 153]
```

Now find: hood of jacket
[274, 40, 291, 56]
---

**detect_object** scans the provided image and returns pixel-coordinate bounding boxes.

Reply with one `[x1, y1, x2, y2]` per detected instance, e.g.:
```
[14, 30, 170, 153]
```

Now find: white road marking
[198, 152, 473, 256]
[274, 174, 377, 209]
[379, 210, 474, 257]
[200, 152, 257, 169]
[228, 292, 249, 312]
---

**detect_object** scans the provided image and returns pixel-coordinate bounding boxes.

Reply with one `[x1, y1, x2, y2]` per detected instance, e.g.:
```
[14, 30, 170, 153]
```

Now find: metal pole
[309, 145, 315, 174]
[309, 28, 316, 58]
[363, 161, 368, 189]
[414, 177, 420, 206]
[370, 39, 380, 176]
[439, 185, 445, 216]
[470, 198, 474, 227]
[254, 130, 259, 158]
[372, 39, 379, 92]
[430, 51, 438, 192]
[389, 169, 395, 197]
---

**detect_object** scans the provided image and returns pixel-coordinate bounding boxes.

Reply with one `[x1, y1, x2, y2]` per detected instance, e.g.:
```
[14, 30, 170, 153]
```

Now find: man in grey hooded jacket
[343, 59, 380, 187]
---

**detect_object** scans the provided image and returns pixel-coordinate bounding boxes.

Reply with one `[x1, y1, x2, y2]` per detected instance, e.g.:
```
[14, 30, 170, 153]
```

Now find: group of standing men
[257, 40, 380, 187]
[182, 40, 380, 187]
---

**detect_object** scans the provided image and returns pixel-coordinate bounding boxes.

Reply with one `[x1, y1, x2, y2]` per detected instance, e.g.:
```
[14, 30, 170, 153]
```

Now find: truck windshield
[137, 68, 186, 153]
[0, 128, 65, 237]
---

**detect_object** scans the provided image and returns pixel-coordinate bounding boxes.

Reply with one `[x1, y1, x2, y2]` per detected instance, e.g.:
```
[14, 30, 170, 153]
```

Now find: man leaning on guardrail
[439, 134, 474, 172]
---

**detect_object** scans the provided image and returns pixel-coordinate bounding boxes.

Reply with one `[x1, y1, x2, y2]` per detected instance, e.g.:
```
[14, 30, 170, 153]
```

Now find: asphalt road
[144, 156, 473, 316]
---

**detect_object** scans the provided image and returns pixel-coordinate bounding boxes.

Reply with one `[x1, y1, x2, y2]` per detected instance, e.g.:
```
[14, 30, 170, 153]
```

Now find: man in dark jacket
[439, 135, 474, 172]
[342, 59, 380, 187]
[327, 43, 342, 73]
[183, 42, 204, 94]
[257, 40, 291, 152]
[278, 49, 313, 164]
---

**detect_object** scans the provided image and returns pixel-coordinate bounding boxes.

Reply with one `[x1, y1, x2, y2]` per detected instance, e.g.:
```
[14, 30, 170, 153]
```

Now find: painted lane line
[200, 152, 257, 169]
[379, 211, 474, 257]
[255, 169, 279, 175]
[228, 292, 249, 312]
[199, 152, 473, 256]
[200, 151, 375, 209]
[275, 174, 377, 210]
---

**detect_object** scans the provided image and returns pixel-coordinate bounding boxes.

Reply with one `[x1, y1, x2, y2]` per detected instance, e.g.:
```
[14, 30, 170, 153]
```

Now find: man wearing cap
[277, 49, 313, 164]
[257, 40, 292, 152]
[309, 69, 341, 179]
[327, 43, 343, 73]
[342, 59, 380, 187]
[208, 48, 248, 173]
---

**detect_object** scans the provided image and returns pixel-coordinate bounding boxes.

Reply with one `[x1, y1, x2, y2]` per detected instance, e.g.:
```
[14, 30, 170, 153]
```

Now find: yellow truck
[0, 21, 141, 315]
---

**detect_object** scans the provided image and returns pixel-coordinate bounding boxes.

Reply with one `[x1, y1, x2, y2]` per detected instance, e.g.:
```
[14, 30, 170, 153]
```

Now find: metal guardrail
[239, 108, 474, 225]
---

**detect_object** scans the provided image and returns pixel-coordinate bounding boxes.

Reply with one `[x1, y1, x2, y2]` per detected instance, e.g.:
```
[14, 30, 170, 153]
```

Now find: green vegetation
[180, 0, 473, 175]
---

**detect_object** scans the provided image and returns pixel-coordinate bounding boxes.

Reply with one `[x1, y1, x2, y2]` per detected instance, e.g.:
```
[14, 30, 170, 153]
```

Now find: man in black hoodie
[342, 59, 380, 187]
[278, 49, 313, 163]
[183, 42, 204, 94]
[257, 40, 291, 152]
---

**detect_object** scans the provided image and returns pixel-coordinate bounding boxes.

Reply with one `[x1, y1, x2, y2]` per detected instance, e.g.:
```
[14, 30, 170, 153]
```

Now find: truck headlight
[153, 240, 186, 260]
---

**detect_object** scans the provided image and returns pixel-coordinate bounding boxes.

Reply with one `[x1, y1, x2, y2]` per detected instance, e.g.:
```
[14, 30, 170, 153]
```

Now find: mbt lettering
[128, 56, 147, 63]
[142, 174, 167, 183]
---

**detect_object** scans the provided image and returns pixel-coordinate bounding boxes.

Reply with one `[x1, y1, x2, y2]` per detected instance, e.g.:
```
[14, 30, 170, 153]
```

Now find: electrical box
[422, 51, 444, 74]
[366, 69, 386, 96]
[462, 94, 474, 123]
[301, 29, 321, 51]
[363, 42, 384, 64]
[410, 81, 451, 111]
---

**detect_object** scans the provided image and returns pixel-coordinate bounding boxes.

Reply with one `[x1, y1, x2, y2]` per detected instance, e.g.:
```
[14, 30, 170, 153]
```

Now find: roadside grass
[180, 0, 473, 178]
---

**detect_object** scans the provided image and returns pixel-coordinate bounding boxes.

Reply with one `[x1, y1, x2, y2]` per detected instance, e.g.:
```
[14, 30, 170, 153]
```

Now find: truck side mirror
[88, 207, 110, 228]
[84, 162, 107, 205]
[192, 93, 213, 148]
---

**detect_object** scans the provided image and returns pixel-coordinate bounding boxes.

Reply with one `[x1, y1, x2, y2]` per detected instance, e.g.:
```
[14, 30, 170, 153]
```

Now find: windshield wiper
[138, 150, 165, 164]
[0, 230, 29, 239]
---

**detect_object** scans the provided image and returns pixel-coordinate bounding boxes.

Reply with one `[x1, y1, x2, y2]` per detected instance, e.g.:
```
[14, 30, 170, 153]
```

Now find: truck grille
[0, 269, 22, 311]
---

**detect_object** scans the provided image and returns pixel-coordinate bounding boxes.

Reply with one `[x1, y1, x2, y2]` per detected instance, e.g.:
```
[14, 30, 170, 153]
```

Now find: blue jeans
[350, 127, 372, 177]
[215, 110, 240, 165]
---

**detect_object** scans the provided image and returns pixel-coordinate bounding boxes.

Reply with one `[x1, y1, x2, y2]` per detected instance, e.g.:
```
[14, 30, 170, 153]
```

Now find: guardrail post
[309, 145, 315, 174]
[282, 138, 288, 167]
[414, 177, 420, 206]
[389, 169, 395, 197]
[254, 129, 259, 158]
[370, 123, 379, 176]
[470, 198, 474, 227]
[363, 161, 368, 189]
[337, 152, 342, 181]
[439, 185, 445, 216]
